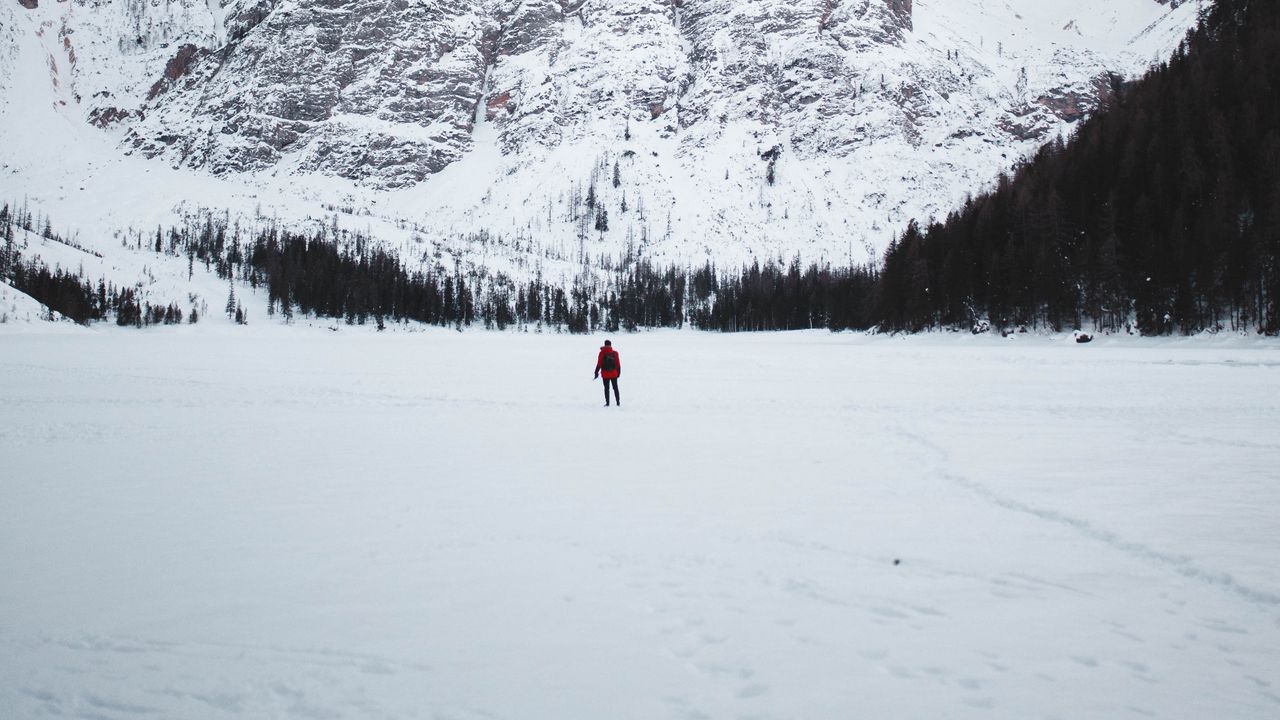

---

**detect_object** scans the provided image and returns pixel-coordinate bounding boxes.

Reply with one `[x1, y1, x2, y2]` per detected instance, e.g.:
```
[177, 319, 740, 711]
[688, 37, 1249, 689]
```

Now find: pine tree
[225, 279, 237, 320]
[0, 215, 13, 278]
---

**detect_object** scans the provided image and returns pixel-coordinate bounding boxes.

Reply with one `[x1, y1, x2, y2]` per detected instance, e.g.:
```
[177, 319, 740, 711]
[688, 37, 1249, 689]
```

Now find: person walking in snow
[593, 339, 621, 407]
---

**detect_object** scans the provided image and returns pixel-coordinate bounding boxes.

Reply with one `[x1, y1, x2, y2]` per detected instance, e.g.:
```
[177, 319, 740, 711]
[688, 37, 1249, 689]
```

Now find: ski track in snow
[895, 427, 1280, 608]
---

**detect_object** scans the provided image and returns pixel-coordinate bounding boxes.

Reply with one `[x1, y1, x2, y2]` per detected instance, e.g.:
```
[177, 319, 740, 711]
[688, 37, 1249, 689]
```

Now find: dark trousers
[602, 377, 620, 405]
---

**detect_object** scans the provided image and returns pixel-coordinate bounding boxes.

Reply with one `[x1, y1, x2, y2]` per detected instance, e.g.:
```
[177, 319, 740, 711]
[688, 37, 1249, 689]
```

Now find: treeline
[877, 0, 1280, 334]
[164, 217, 877, 332]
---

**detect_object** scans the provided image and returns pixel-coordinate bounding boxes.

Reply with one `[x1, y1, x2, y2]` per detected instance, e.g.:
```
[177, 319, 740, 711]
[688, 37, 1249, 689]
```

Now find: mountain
[2, 0, 1205, 273]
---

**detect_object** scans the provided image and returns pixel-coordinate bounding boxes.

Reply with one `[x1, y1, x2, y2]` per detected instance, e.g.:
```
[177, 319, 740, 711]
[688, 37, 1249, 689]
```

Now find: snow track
[892, 426, 1280, 608]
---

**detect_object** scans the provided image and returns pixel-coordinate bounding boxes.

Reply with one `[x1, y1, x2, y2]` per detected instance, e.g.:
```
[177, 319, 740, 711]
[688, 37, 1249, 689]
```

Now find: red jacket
[595, 346, 621, 380]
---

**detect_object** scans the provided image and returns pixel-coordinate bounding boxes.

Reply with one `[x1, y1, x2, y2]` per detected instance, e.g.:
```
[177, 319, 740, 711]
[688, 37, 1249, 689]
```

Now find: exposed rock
[486, 91, 514, 121]
[129, 0, 495, 187]
[147, 43, 200, 99]
[492, 0, 561, 57]
[88, 106, 138, 128]
[226, 0, 280, 42]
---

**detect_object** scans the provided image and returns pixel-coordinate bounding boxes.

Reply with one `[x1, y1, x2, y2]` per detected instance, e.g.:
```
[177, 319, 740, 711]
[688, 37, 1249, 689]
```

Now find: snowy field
[2, 328, 1279, 720]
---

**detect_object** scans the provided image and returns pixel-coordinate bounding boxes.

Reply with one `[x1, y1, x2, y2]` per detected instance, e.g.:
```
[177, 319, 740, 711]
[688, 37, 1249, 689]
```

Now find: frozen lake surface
[2, 328, 1279, 719]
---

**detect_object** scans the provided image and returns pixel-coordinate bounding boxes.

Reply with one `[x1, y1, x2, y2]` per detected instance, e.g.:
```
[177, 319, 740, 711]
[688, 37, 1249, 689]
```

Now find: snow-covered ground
[2, 328, 1278, 719]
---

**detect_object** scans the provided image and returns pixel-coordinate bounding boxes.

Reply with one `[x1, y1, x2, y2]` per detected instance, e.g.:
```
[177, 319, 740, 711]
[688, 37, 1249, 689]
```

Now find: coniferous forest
[1, 0, 1276, 335]
[877, 0, 1280, 334]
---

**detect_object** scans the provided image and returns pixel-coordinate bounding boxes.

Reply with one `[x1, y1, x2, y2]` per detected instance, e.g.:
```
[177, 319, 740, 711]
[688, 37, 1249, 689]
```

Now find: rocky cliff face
[482, 0, 686, 155]
[127, 0, 494, 187]
[77, 1, 222, 114]
[117, 1, 925, 184]
[110, 0, 1168, 188]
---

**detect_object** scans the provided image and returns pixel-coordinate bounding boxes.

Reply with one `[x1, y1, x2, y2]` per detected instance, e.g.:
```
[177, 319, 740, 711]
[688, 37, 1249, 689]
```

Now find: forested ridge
[877, 0, 1280, 334]
[2, 0, 1276, 335]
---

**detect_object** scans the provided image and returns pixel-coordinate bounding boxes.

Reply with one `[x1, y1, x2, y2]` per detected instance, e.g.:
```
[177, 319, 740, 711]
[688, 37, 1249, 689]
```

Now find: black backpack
[601, 351, 617, 372]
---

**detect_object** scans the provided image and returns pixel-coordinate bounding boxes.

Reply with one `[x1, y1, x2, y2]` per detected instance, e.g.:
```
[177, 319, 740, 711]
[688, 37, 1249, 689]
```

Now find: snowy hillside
[0, 277, 55, 325]
[1, 0, 1207, 288]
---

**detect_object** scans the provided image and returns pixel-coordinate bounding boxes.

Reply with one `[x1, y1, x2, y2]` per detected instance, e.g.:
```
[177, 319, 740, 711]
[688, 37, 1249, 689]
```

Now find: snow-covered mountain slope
[1, 0, 1207, 278]
[0, 277, 58, 326]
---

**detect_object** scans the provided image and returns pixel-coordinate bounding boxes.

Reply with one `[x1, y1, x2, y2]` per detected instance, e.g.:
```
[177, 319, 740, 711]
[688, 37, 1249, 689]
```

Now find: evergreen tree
[225, 279, 237, 320]
[0, 211, 14, 278]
